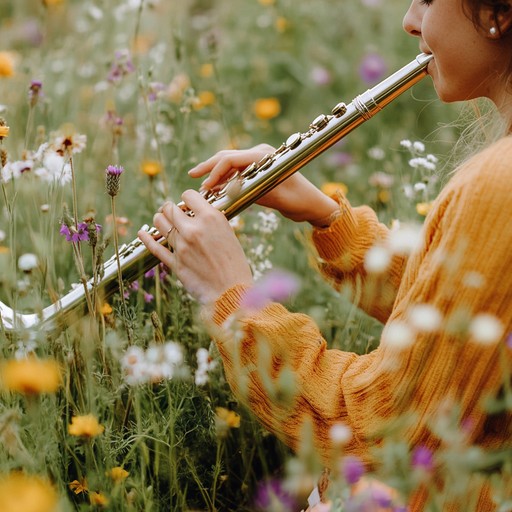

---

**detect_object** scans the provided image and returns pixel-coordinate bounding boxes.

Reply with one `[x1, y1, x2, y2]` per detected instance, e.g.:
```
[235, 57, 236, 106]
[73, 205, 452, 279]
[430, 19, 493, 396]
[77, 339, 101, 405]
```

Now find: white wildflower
[255, 211, 279, 235]
[408, 304, 442, 332]
[18, 253, 38, 272]
[364, 245, 391, 274]
[164, 341, 183, 365]
[34, 150, 72, 185]
[330, 423, 352, 445]
[194, 347, 217, 386]
[469, 314, 504, 345]
[382, 321, 415, 350]
[400, 139, 412, 149]
[426, 153, 438, 163]
[413, 182, 427, 192]
[0, 230, 5, 242]
[14, 340, 38, 360]
[368, 146, 385, 160]
[369, 171, 394, 188]
[413, 141, 425, 153]
[388, 224, 423, 256]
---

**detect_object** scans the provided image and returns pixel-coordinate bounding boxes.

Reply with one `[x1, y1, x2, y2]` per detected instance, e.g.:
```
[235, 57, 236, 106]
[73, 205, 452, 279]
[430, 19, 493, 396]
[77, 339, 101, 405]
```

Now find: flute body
[0, 53, 433, 336]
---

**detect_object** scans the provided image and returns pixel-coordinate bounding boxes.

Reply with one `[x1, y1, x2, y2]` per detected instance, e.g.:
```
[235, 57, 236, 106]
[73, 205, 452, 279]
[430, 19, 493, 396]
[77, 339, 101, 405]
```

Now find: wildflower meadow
[1, 1, 510, 511]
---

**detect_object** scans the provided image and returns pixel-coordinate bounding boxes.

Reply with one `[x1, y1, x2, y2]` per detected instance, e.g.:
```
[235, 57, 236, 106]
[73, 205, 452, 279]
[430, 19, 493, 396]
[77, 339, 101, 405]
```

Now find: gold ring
[166, 226, 175, 239]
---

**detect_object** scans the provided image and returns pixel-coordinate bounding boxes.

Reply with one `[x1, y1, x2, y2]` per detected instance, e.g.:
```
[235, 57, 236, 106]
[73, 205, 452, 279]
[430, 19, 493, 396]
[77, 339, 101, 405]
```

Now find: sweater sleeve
[206, 137, 512, 470]
[310, 193, 407, 324]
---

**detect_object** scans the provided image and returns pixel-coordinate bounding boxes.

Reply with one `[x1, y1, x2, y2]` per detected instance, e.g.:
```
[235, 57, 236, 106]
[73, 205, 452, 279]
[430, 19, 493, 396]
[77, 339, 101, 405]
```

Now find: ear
[483, 1, 512, 37]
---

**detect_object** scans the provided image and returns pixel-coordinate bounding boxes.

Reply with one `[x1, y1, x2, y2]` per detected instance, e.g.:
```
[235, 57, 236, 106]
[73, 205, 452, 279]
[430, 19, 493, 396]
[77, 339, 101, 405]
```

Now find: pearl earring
[490, 26, 497, 35]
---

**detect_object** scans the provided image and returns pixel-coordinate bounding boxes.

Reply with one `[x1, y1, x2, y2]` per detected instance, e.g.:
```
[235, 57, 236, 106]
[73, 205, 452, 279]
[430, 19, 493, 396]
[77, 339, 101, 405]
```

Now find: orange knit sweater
[209, 136, 512, 510]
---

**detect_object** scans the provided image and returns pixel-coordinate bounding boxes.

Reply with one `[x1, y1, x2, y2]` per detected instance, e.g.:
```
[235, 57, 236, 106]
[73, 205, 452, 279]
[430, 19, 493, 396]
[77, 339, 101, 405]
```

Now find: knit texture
[207, 136, 512, 511]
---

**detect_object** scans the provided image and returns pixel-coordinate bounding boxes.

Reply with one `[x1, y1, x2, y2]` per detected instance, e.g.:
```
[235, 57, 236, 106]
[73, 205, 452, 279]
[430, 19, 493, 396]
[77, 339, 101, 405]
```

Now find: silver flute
[0, 53, 433, 336]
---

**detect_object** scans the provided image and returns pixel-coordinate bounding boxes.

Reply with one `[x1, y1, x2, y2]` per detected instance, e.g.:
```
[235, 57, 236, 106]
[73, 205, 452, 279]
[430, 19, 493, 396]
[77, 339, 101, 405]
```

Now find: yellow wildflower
[132, 34, 154, 55]
[69, 478, 88, 494]
[200, 63, 214, 78]
[416, 201, 434, 216]
[259, 0, 275, 5]
[0, 358, 61, 395]
[141, 160, 163, 177]
[193, 90, 216, 110]
[215, 407, 241, 429]
[99, 303, 113, 315]
[253, 97, 281, 120]
[378, 189, 391, 203]
[0, 472, 59, 512]
[0, 52, 16, 78]
[106, 467, 129, 483]
[321, 181, 348, 197]
[42, 0, 64, 5]
[89, 491, 109, 507]
[0, 125, 9, 138]
[0, 246, 9, 254]
[275, 16, 289, 32]
[68, 414, 105, 438]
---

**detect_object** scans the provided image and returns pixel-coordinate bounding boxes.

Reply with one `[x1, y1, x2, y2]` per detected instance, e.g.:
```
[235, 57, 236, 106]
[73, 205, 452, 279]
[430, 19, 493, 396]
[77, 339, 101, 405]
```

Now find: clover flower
[105, 164, 124, 196]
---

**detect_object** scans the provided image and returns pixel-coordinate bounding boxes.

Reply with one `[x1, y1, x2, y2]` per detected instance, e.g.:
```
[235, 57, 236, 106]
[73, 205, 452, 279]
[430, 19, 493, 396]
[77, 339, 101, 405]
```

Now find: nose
[403, 0, 422, 37]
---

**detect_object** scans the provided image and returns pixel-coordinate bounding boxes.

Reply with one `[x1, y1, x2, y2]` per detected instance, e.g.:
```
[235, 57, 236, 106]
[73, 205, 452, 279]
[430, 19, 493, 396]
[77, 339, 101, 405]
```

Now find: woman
[139, 0, 512, 509]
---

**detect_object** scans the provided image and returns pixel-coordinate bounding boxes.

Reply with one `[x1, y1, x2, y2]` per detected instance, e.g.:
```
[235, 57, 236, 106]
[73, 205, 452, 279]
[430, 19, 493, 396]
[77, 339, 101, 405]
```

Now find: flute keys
[310, 114, 330, 130]
[331, 102, 347, 117]
[285, 132, 302, 149]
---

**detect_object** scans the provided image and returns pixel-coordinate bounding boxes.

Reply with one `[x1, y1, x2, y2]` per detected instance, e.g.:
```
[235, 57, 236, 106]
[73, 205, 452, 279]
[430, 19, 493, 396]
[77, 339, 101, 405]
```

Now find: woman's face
[403, 0, 510, 104]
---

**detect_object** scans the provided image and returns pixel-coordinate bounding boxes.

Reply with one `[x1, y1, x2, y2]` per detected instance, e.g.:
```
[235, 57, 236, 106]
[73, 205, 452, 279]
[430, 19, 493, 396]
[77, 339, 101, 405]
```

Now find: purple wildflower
[241, 270, 300, 310]
[411, 446, 434, 472]
[28, 80, 43, 107]
[59, 222, 90, 243]
[147, 82, 165, 102]
[359, 52, 387, 85]
[105, 164, 124, 196]
[342, 455, 365, 485]
[143, 292, 154, 303]
[107, 49, 135, 84]
[253, 478, 297, 512]
[310, 66, 332, 86]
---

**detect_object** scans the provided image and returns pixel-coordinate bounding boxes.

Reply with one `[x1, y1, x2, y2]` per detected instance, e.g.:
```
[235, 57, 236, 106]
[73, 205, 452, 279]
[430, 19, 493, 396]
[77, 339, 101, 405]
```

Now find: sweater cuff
[311, 195, 358, 262]
[209, 284, 251, 327]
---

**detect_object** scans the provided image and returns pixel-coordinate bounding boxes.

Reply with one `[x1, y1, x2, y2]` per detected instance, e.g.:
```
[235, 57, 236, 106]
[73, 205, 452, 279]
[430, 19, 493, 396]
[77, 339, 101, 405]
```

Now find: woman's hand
[188, 144, 339, 227]
[138, 190, 253, 305]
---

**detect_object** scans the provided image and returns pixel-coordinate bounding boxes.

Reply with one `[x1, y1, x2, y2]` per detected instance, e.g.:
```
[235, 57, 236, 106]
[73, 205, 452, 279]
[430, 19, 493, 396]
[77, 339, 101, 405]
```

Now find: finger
[138, 229, 176, 267]
[180, 189, 220, 217]
[188, 150, 230, 178]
